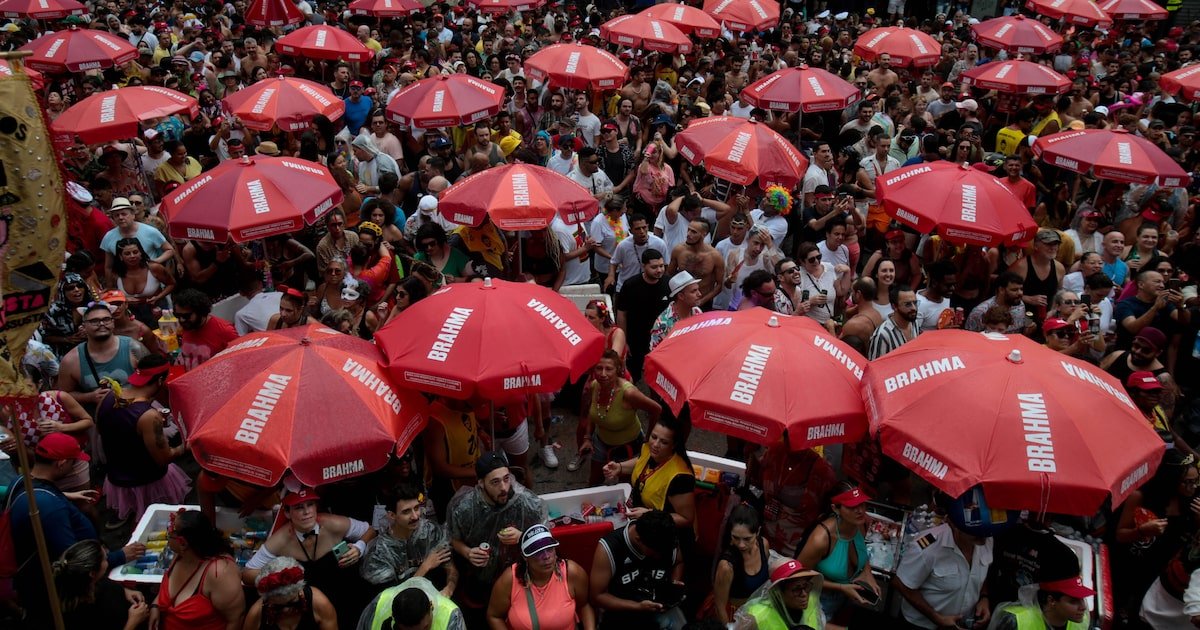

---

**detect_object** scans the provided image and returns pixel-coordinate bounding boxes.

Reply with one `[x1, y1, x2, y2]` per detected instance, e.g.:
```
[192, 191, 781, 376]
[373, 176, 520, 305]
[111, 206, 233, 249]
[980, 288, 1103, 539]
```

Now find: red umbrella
[853, 27, 941, 67]
[876, 162, 1038, 247]
[524, 43, 628, 91]
[1160, 65, 1200, 102]
[222, 76, 345, 132]
[702, 0, 780, 32]
[863, 330, 1165, 515]
[960, 59, 1070, 95]
[970, 15, 1064, 54]
[0, 59, 44, 90]
[1026, 0, 1112, 26]
[675, 116, 808, 188]
[1099, 0, 1167, 19]
[159, 156, 343, 243]
[601, 14, 693, 54]
[347, 0, 422, 16]
[0, 0, 83, 19]
[245, 0, 304, 26]
[740, 65, 861, 113]
[640, 3, 721, 38]
[377, 278, 605, 400]
[466, 0, 547, 13]
[20, 26, 139, 73]
[646, 310, 868, 451]
[51, 87, 198, 145]
[1032, 128, 1191, 188]
[276, 25, 374, 62]
[438, 163, 600, 230]
[172, 325, 427, 487]
[385, 73, 504, 129]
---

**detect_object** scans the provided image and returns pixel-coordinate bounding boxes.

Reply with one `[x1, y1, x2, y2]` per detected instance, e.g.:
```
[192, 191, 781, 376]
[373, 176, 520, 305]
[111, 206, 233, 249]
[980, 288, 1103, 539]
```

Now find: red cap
[1040, 576, 1095, 599]
[350, 80, 364, 88]
[98, 289, 127, 304]
[128, 363, 171, 387]
[1126, 371, 1163, 391]
[770, 559, 819, 583]
[1080, 209, 1102, 219]
[885, 229, 904, 241]
[282, 487, 319, 508]
[36, 433, 89, 462]
[831, 487, 871, 507]
[1042, 318, 1072, 334]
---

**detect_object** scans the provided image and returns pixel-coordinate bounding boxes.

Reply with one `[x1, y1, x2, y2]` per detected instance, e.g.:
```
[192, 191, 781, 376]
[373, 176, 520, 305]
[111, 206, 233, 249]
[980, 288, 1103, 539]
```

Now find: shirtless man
[867, 54, 900, 92]
[620, 67, 652, 115]
[841, 277, 884, 345]
[724, 56, 748, 93]
[668, 221, 725, 308]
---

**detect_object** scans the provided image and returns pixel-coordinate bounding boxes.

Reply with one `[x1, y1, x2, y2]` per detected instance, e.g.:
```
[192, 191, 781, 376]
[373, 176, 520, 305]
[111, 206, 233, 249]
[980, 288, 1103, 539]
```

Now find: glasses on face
[1061, 299, 1080, 306]
[806, 255, 821, 263]
[1048, 329, 1076, 339]
[327, 268, 345, 275]
[419, 240, 437, 250]
[84, 317, 114, 326]
[781, 267, 800, 275]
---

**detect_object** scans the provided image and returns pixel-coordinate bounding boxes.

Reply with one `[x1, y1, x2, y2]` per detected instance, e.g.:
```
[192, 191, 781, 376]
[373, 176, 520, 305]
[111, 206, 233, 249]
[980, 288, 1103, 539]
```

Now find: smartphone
[1080, 294, 1092, 306]
[331, 541, 350, 559]
[1169, 278, 1182, 292]
[853, 581, 880, 606]
[801, 290, 810, 301]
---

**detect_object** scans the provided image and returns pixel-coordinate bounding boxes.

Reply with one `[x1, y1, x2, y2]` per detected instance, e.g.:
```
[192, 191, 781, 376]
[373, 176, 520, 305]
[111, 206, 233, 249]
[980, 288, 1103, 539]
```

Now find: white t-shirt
[567, 166, 613, 198]
[713, 237, 746, 311]
[749, 209, 788, 245]
[610, 234, 668, 291]
[235, 292, 282, 335]
[802, 163, 837, 195]
[546, 152, 577, 176]
[576, 112, 602, 147]
[729, 100, 755, 119]
[1065, 228, 1103, 255]
[817, 240, 850, 270]
[551, 217, 592, 287]
[797, 262, 837, 324]
[916, 292, 951, 332]
[588, 213, 629, 274]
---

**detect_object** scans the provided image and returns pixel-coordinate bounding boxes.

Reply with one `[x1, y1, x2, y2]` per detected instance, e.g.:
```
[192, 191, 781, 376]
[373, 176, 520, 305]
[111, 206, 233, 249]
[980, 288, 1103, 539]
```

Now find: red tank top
[155, 556, 233, 630]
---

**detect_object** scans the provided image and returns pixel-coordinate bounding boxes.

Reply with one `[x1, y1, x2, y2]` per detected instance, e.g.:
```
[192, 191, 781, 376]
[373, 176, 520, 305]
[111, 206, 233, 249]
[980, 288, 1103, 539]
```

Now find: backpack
[0, 478, 56, 579]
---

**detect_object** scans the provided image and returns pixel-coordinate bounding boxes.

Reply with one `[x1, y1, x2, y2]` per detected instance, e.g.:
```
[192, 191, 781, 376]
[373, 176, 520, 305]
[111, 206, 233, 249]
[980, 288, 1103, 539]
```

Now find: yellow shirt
[995, 126, 1027, 157]
[153, 157, 202, 185]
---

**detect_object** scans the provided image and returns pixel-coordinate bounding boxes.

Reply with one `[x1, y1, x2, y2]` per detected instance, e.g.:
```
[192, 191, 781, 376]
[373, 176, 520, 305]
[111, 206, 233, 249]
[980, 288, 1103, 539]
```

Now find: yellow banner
[0, 59, 66, 397]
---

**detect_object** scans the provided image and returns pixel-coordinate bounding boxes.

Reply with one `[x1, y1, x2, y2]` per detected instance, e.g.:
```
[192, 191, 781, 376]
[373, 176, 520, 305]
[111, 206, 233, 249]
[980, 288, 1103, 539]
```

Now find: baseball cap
[942, 81, 955, 88]
[350, 80, 364, 88]
[1042, 318, 1072, 334]
[36, 433, 89, 461]
[770, 559, 820, 584]
[1034, 229, 1062, 244]
[1040, 576, 1095, 599]
[1126, 371, 1163, 391]
[1080, 209, 1102, 219]
[430, 136, 453, 150]
[475, 450, 509, 479]
[956, 99, 979, 112]
[520, 524, 560, 557]
[127, 362, 171, 386]
[885, 229, 905, 241]
[144, 128, 160, 140]
[1135, 327, 1167, 351]
[601, 121, 618, 133]
[99, 289, 127, 304]
[1093, 105, 1109, 116]
[831, 486, 871, 507]
[669, 271, 701, 298]
[281, 487, 319, 508]
[188, 51, 205, 63]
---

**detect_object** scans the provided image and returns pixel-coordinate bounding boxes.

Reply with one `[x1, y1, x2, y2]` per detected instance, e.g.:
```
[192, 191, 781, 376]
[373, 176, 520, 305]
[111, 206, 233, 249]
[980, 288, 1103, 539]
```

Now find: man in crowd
[650, 271, 704, 350]
[360, 483, 458, 595]
[966, 272, 1030, 334]
[173, 289, 238, 371]
[667, 220, 724, 309]
[617, 249, 670, 381]
[57, 301, 147, 404]
[869, 284, 920, 360]
[590, 509, 684, 629]
[608, 214, 668, 294]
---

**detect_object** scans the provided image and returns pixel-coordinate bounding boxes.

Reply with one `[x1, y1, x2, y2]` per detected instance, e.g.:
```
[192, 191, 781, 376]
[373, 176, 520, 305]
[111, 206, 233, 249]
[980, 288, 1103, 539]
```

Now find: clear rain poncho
[986, 583, 1092, 630]
[359, 518, 450, 587]
[445, 480, 547, 586]
[733, 570, 827, 630]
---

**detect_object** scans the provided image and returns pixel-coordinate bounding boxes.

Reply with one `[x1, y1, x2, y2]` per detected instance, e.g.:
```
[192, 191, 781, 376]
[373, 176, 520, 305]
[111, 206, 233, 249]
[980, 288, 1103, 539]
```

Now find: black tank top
[599, 525, 676, 605]
[1023, 258, 1059, 303]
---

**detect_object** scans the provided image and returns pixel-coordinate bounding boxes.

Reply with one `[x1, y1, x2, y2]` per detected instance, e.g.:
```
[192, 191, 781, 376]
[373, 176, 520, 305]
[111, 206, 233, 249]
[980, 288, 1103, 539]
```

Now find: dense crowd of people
[2, 0, 1200, 628]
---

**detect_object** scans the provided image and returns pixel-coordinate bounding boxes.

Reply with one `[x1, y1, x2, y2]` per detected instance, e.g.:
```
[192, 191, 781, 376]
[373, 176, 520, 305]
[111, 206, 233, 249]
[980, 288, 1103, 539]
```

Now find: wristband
[353, 540, 368, 556]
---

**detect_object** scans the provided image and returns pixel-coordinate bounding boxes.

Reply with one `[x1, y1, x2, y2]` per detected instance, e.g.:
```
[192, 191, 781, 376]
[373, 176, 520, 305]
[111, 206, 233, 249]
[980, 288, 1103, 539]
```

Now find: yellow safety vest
[744, 593, 822, 629]
[630, 445, 692, 513]
[369, 584, 458, 630]
[1008, 604, 1089, 630]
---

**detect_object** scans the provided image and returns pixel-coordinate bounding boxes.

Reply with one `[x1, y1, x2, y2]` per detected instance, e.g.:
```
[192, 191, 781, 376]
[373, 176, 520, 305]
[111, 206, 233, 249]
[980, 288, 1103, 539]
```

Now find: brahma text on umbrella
[342, 358, 405, 413]
[667, 316, 732, 339]
[511, 172, 530, 206]
[812, 336, 864, 379]
[1019, 393, 1056, 473]
[807, 423, 845, 442]
[961, 185, 977, 223]
[323, 459, 365, 481]
[427, 307, 473, 361]
[883, 355, 966, 392]
[234, 374, 292, 445]
[247, 180, 271, 214]
[730, 344, 772, 405]
[525, 299, 583, 344]
[1058, 361, 1134, 408]
[99, 95, 118, 124]
[902, 442, 948, 479]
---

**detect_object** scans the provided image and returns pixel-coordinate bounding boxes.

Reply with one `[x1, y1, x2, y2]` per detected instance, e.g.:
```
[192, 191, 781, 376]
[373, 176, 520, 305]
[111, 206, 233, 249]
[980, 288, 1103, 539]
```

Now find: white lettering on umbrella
[727, 131, 752, 164]
[1117, 142, 1133, 165]
[171, 174, 213, 205]
[38, 0, 48, 7]
[1176, 66, 1200, 81]
[909, 33, 929, 54]
[811, 335, 864, 378]
[656, 372, 678, 400]
[881, 165, 931, 186]
[1054, 156, 1079, 170]
[323, 459, 365, 480]
[995, 63, 1014, 79]
[902, 442, 948, 479]
[314, 30, 327, 47]
[427, 307, 472, 361]
[650, 21, 664, 38]
[93, 34, 122, 51]
[1020, 393, 1056, 472]
[280, 160, 325, 175]
[668, 316, 732, 339]
[341, 357, 404, 412]
[186, 227, 215, 240]
[896, 208, 920, 224]
[1035, 24, 1054, 41]
[432, 89, 445, 113]
[98, 95, 118, 124]
[215, 336, 270, 358]
[807, 423, 846, 441]
[44, 38, 63, 58]
[234, 374, 293, 444]
[749, 0, 768, 18]
[384, 0, 392, 7]
[466, 77, 497, 95]
[511, 172, 530, 206]
[961, 184, 977, 223]
[251, 88, 276, 114]
[564, 52, 581, 75]
[247, 179, 271, 214]
[753, 73, 782, 93]
[730, 344, 772, 405]
[525, 298, 584, 344]
[710, 0, 735, 13]
[504, 374, 542, 390]
[672, 6, 685, 19]
[995, 24, 1012, 37]
[883, 356, 966, 392]
[865, 31, 890, 49]
[1058, 361, 1135, 408]
[297, 83, 333, 107]
[807, 76, 825, 97]
[1121, 462, 1150, 494]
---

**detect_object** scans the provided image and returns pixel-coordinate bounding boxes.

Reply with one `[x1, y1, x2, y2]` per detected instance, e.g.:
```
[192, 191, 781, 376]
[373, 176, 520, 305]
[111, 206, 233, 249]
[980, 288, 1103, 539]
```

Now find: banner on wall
[0, 57, 67, 398]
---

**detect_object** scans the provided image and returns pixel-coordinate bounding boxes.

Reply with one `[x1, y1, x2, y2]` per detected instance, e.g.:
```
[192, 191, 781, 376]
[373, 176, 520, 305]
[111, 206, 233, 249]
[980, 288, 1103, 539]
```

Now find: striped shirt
[868, 315, 920, 360]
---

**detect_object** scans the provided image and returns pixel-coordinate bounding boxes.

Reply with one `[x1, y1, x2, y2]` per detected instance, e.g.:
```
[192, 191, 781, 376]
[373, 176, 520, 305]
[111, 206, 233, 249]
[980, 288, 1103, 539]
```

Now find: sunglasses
[806, 255, 821, 263]
[419, 241, 437, 250]
[1048, 329, 1077, 338]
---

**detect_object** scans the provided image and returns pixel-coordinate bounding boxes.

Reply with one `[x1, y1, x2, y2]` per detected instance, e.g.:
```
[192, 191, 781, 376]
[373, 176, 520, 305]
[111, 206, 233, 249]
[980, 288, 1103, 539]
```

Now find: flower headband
[358, 221, 383, 238]
[256, 566, 305, 594]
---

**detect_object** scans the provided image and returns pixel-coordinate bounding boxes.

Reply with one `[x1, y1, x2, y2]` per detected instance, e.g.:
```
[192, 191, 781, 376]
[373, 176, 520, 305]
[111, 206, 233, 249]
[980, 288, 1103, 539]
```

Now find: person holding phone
[796, 483, 881, 628]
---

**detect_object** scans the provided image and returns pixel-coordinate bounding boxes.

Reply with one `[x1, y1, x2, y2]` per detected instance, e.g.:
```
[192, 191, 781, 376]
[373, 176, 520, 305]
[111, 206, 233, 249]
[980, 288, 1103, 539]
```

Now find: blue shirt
[343, 95, 373, 136]
[1103, 258, 1129, 286]
[100, 222, 169, 259]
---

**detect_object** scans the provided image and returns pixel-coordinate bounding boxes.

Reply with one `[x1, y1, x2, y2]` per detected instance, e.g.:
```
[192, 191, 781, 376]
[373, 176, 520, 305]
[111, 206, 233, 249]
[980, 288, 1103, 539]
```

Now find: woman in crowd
[486, 524, 595, 630]
[41, 272, 95, 356]
[383, 276, 430, 324]
[603, 414, 696, 532]
[340, 279, 381, 340]
[414, 223, 473, 285]
[709, 504, 772, 625]
[54, 539, 149, 630]
[584, 300, 626, 365]
[863, 230, 921, 289]
[310, 258, 352, 319]
[795, 482, 881, 628]
[268, 287, 319, 330]
[243, 557, 337, 630]
[632, 142, 674, 216]
[579, 350, 661, 486]
[795, 243, 838, 330]
[1124, 223, 1164, 273]
[869, 258, 898, 319]
[112, 237, 175, 328]
[152, 510, 245, 630]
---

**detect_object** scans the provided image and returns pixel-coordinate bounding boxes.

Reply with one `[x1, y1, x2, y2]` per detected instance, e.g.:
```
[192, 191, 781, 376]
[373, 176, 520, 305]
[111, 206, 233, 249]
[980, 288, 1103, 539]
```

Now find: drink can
[479, 542, 491, 556]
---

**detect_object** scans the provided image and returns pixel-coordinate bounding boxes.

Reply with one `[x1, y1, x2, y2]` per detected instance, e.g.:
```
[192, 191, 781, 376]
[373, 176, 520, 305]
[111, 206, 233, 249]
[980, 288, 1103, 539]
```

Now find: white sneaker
[540, 444, 559, 469]
[566, 451, 584, 472]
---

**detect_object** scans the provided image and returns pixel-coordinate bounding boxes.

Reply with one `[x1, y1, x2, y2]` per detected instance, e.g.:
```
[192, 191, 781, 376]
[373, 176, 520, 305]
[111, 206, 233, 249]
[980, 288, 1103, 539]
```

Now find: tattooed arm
[139, 407, 185, 466]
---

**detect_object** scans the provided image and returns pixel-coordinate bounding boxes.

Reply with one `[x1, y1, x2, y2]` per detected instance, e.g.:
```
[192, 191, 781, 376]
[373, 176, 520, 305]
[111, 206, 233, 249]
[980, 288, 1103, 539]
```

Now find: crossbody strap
[523, 574, 540, 630]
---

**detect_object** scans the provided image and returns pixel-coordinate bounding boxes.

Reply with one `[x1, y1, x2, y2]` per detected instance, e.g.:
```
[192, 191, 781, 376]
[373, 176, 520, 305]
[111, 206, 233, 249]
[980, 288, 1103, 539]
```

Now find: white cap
[816, 9, 830, 18]
[669, 271, 701, 298]
[955, 98, 979, 112]
[418, 195, 438, 215]
[143, 128, 159, 140]
[834, 11, 849, 20]
[1094, 105, 1109, 116]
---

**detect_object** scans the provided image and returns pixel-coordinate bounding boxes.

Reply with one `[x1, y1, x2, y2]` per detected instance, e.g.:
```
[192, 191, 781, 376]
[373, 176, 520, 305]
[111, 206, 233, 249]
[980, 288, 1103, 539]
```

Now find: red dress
[155, 556, 233, 630]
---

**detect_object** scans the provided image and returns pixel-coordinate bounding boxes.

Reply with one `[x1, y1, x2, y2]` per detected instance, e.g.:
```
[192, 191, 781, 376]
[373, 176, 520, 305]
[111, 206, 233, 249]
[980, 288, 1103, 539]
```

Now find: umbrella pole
[3, 404, 66, 630]
[130, 136, 155, 206]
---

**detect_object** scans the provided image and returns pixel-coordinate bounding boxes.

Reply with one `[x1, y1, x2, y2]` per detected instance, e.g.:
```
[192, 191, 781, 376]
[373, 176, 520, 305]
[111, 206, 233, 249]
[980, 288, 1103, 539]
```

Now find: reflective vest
[630, 445, 692, 513]
[1008, 604, 1088, 630]
[369, 585, 458, 630]
[744, 593, 822, 630]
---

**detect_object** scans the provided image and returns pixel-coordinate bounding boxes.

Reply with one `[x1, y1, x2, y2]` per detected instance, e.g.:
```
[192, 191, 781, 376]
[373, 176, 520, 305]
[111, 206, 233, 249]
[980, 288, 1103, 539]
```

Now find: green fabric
[1009, 604, 1088, 630]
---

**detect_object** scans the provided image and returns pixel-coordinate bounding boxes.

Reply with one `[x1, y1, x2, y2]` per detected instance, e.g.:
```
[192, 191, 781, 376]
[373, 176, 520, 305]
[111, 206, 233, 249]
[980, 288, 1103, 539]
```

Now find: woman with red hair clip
[244, 556, 337, 630]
